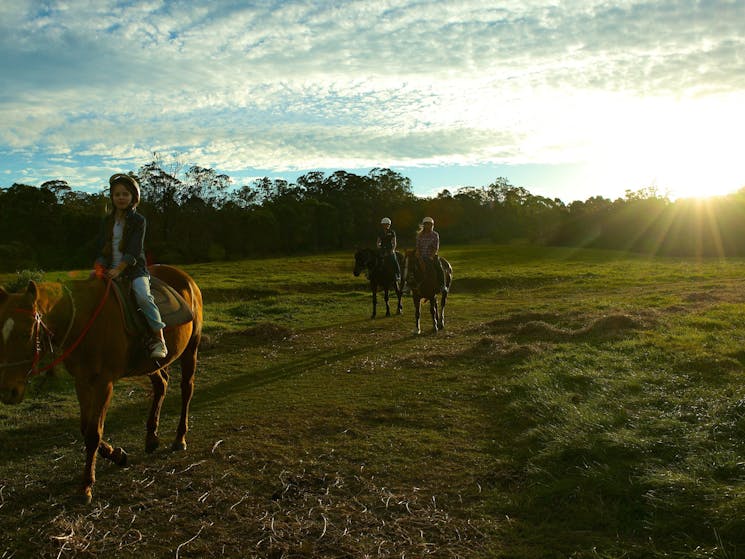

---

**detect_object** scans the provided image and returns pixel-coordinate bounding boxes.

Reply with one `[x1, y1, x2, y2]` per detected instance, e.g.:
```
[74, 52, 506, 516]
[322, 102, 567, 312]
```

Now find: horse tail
[441, 257, 453, 277]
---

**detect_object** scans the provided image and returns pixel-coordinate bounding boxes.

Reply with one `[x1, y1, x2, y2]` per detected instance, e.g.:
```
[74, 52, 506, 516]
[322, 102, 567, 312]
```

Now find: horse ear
[24, 280, 39, 303]
[0, 286, 7, 304]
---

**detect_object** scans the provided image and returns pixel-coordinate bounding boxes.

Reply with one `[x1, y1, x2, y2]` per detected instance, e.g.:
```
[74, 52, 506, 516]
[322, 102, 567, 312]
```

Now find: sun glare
[581, 92, 744, 201]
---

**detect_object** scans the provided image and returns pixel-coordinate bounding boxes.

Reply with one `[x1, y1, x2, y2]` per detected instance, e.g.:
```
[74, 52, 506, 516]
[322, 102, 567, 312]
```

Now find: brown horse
[0, 264, 202, 503]
[403, 250, 452, 334]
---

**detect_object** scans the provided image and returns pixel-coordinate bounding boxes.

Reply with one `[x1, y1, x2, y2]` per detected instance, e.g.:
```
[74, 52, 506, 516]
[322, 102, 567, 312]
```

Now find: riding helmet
[381, 217, 392, 225]
[109, 173, 141, 207]
[422, 216, 434, 224]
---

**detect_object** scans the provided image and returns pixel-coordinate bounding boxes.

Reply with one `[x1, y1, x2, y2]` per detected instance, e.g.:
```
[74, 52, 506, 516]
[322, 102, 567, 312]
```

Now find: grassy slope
[2, 245, 745, 558]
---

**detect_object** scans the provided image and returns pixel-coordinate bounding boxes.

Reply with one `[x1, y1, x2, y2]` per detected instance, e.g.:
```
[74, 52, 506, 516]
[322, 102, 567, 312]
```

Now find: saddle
[408, 257, 443, 292]
[111, 277, 194, 336]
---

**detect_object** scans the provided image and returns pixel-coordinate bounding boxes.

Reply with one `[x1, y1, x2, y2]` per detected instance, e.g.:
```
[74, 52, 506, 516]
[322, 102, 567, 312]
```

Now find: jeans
[132, 276, 166, 332]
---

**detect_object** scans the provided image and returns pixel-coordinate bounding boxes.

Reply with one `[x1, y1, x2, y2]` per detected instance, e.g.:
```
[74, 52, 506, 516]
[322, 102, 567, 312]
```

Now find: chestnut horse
[353, 248, 404, 318]
[0, 264, 202, 503]
[403, 250, 452, 334]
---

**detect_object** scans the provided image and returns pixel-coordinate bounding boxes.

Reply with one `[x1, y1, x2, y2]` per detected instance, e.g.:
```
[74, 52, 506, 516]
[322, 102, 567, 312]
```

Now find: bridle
[0, 279, 112, 384]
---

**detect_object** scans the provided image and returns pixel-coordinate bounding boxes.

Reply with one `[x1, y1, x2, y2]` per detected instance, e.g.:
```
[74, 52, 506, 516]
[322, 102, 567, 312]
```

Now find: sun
[581, 92, 744, 201]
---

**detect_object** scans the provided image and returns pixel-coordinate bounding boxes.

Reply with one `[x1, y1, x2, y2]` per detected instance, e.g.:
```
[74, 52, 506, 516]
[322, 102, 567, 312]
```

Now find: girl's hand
[107, 265, 125, 280]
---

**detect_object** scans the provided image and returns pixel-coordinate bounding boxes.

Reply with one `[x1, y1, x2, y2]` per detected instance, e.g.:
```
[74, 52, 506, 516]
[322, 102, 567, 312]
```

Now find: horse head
[0, 282, 40, 404]
[353, 248, 374, 277]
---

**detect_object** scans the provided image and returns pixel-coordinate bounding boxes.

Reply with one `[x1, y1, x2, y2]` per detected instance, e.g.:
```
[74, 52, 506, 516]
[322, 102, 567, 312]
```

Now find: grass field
[2, 244, 745, 558]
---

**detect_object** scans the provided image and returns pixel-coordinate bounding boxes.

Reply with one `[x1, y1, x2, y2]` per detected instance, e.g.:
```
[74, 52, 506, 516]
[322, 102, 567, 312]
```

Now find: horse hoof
[145, 437, 160, 453]
[82, 489, 93, 505]
[113, 447, 128, 467]
[413, 329, 421, 335]
[171, 440, 187, 452]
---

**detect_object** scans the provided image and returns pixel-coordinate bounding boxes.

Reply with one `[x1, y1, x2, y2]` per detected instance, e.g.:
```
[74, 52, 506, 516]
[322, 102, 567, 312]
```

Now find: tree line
[2, 158, 744, 272]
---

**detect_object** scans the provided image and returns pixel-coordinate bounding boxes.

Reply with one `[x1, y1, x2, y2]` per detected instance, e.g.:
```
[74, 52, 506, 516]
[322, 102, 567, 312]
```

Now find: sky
[1, 0, 744, 203]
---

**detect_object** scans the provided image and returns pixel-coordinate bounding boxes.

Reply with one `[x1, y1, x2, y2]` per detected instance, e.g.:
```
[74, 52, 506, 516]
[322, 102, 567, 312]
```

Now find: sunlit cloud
[1, 0, 744, 200]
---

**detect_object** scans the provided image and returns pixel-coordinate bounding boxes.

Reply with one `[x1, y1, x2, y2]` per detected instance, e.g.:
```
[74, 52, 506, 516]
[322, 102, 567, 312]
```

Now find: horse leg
[384, 287, 391, 317]
[371, 284, 377, 319]
[145, 368, 169, 453]
[173, 337, 198, 451]
[438, 291, 448, 330]
[75, 378, 117, 504]
[430, 298, 439, 333]
[395, 281, 403, 314]
[413, 296, 422, 335]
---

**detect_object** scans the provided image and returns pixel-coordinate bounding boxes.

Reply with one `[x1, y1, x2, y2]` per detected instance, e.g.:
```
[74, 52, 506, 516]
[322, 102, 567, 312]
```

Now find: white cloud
[1, 0, 744, 198]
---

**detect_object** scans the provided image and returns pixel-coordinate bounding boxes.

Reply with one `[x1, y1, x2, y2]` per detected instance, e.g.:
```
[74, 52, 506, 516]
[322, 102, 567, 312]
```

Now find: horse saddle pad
[112, 277, 194, 335]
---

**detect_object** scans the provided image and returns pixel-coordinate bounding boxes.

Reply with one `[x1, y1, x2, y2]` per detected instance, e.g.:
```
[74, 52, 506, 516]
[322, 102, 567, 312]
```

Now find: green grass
[3, 245, 745, 557]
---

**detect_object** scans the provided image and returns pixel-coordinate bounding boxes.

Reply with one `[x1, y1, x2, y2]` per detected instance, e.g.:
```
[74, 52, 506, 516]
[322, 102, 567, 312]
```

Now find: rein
[3, 279, 112, 382]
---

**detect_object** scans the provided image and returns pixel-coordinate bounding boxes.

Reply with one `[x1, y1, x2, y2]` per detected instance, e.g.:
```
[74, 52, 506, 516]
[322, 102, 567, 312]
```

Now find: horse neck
[364, 249, 378, 269]
[412, 259, 438, 295]
[46, 280, 105, 341]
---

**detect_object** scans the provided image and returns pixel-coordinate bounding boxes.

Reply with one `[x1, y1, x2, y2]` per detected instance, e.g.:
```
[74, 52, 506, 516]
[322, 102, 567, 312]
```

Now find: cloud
[1, 0, 744, 195]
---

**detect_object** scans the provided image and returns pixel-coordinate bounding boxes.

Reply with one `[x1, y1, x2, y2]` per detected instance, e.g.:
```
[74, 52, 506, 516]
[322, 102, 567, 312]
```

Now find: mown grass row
[2, 245, 745, 557]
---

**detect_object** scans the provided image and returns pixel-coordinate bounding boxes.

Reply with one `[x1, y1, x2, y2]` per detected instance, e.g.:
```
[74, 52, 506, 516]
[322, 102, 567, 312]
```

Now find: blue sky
[1, 0, 744, 203]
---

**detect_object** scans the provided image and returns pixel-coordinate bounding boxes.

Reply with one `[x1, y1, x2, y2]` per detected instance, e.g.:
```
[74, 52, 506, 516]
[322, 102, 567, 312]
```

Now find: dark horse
[403, 250, 453, 334]
[353, 248, 404, 318]
[0, 264, 202, 503]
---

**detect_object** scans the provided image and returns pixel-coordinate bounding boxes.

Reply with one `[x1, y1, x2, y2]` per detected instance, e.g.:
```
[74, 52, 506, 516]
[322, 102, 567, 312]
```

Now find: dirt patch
[202, 323, 295, 351]
[679, 355, 742, 377]
[516, 314, 645, 342]
[236, 322, 294, 341]
[460, 337, 542, 361]
[684, 291, 721, 303]
[475, 312, 562, 335]
[578, 314, 643, 335]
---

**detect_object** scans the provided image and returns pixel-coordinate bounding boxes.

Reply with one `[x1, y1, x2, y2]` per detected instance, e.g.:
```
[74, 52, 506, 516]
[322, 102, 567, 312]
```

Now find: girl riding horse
[94, 173, 167, 359]
[411, 216, 447, 294]
[376, 217, 401, 284]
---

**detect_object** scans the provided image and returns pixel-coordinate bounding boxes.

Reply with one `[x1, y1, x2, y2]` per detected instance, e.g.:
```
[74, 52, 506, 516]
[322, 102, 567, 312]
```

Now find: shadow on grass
[202, 281, 365, 301]
[0, 317, 417, 467]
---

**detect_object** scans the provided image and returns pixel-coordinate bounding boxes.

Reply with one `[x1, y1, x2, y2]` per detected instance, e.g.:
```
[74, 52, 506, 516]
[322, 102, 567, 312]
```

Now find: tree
[40, 179, 71, 202]
[183, 165, 231, 208]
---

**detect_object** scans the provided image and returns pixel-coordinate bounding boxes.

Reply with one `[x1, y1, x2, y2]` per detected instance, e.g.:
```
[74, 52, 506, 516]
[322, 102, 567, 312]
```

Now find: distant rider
[376, 217, 401, 283]
[414, 216, 447, 293]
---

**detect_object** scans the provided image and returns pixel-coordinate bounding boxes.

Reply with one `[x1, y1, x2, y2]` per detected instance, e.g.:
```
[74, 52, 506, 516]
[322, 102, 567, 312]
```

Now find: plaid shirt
[416, 230, 439, 260]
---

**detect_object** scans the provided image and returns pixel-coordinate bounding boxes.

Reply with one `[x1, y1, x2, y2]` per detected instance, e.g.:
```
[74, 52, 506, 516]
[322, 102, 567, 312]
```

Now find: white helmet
[422, 216, 434, 224]
[380, 217, 392, 225]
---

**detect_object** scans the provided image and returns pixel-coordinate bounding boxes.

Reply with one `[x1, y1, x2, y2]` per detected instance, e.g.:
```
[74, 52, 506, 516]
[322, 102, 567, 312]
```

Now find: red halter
[5, 279, 113, 382]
